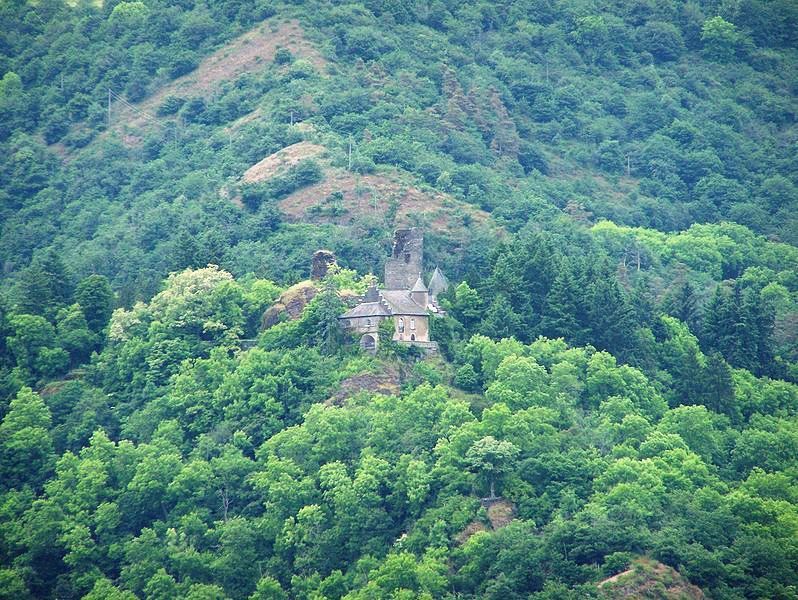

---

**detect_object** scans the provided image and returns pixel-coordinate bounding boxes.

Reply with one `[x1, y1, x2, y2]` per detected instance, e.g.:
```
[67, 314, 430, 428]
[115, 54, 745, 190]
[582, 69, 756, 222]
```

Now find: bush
[350, 154, 376, 174]
[274, 47, 293, 65]
[169, 51, 198, 78]
[454, 363, 480, 392]
[157, 96, 186, 116]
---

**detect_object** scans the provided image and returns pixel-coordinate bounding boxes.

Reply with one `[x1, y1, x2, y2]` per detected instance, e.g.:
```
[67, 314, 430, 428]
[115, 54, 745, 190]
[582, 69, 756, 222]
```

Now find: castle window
[403, 252, 411, 264]
[366, 318, 371, 326]
[398, 317, 404, 332]
[410, 318, 416, 330]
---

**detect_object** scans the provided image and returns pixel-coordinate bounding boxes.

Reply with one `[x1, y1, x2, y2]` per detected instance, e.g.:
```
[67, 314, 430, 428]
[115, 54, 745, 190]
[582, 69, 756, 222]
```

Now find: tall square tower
[384, 228, 423, 290]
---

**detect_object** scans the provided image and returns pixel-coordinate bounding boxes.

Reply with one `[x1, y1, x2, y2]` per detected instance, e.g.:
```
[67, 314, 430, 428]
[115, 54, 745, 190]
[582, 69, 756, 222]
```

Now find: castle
[339, 229, 448, 352]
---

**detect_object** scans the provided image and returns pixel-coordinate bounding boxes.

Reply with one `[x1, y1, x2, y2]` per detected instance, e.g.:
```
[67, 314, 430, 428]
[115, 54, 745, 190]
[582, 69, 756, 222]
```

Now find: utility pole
[348, 137, 353, 171]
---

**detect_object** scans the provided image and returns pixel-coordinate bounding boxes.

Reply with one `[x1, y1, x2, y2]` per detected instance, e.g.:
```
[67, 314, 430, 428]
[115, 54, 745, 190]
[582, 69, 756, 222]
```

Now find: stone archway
[360, 334, 377, 353]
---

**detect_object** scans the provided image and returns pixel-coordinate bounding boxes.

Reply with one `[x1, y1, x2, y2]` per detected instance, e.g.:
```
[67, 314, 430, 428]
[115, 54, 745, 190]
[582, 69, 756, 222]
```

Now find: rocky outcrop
[260, 281, 318, 329]
[311, 249, 337, 280]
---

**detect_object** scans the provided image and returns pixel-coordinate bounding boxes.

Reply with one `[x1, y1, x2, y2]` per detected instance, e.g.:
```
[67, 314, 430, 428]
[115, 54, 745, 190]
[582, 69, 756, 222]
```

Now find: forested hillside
[2, 0, 798, 598]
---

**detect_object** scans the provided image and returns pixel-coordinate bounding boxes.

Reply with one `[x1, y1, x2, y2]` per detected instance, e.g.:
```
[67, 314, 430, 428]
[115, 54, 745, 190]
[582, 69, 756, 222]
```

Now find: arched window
[398, 317, 404, 332]
[410, 318, 416, 330]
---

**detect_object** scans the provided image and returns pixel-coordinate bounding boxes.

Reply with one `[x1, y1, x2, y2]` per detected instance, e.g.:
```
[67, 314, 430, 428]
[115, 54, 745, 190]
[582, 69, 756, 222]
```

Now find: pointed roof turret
[428, 267, 449, 298]
[411, 273, 428, 293]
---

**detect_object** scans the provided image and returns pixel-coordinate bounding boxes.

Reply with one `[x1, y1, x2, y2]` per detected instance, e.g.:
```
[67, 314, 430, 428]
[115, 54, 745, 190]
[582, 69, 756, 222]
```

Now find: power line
[105, 87, 189, 145]
[108, 88, 163, 126]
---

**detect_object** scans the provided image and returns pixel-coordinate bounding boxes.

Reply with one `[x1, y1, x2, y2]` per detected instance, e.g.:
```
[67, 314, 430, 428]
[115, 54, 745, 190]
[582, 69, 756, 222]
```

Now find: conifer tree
[703, 352, 736, 419]
[75, 274, 115, 333]
[314, 278, 346, 355]
[16, 250, 73, 318]
[540, 259, 587, 344]
[664, 280, 700, 332]
[629, 275, 657, 327]
[701, 283, 735, 354]
[479, 294, 522, 340]
[173, 227, 200, 270]
[587, 276, 635, 360]
[740, 286, 776, 376]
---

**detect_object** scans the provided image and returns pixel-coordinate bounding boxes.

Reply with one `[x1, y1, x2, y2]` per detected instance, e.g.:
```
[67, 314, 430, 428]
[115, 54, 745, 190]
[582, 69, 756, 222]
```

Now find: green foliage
[1, 1, 798, 597]
[0, 387, 53, 490]
[701, 16, 743, 62]
[241, 160, 323, 210]
[75, 275, 115, 334]
[465, 436, 520, 498]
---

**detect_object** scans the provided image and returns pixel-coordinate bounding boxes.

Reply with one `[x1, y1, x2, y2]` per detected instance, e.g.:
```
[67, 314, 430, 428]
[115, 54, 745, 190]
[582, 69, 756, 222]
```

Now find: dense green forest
[2, 0, 798, 598]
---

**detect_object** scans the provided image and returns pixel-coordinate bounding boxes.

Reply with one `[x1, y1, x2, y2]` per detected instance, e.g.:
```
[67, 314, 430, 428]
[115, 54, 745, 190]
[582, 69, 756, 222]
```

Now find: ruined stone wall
[384, 228, 423, 290]
[311, 249, 336, 280]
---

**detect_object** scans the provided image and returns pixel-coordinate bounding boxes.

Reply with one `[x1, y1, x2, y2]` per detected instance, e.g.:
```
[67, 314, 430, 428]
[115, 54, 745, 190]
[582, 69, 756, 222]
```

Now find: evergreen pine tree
[665, 280, 700, 332]
[629, 275, 657, 327]
[314, 279, 345, 356]
[587, 276, 635, 360]
[729, 285, 755, 371]
[741, 287, 776, 376]
[540, 259, 587, 344]
[701, 283, 735, 355]
[703, 352, 737, 420]
[173, 227, 200, 270]
[16, 250, 73, 318]
[479, 294, 523, 340]
[15, 262, 50, 316]
[74, 274, 115, 333]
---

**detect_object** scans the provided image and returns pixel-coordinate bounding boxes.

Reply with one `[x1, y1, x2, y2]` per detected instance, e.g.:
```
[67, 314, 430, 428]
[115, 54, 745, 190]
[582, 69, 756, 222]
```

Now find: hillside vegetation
[1, 0, 798, 599]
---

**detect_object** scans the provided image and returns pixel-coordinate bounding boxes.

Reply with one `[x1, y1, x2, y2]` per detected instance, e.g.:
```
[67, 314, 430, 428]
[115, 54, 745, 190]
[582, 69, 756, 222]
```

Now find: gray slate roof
[339, 301, 392, 319]
[428, 267, 449, 297]
[411, 275, 428, 293]
[380, 290, 427, 315]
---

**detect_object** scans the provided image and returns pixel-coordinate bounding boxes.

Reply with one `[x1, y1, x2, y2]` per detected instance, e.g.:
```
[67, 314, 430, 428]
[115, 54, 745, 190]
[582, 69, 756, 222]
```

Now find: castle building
[339, 229, 448, 352]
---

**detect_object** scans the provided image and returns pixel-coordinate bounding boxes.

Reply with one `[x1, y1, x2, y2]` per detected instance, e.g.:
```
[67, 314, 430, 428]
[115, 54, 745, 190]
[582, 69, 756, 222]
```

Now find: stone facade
[339, 229, 446, 353]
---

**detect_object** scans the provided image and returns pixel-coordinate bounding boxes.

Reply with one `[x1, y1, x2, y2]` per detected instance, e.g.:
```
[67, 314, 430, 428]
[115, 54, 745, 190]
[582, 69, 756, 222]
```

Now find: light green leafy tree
[0, 387, 54, 490]
[465, 436, 520, 499]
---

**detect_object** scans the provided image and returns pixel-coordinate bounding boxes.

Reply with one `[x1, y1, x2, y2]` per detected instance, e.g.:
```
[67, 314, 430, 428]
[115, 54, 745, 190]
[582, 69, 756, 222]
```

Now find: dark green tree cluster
[0, 253, 115, 401]
[443, 224, 796, 382]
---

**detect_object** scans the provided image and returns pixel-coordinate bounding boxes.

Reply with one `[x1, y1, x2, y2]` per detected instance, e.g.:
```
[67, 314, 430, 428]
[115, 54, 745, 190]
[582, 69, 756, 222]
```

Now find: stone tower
[410, 274, 429, 308]
[384, 228, 423, 290]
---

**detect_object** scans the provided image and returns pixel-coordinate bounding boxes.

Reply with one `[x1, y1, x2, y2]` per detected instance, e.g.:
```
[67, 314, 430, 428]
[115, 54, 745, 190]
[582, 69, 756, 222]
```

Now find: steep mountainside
[1, 2, 798, 600]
